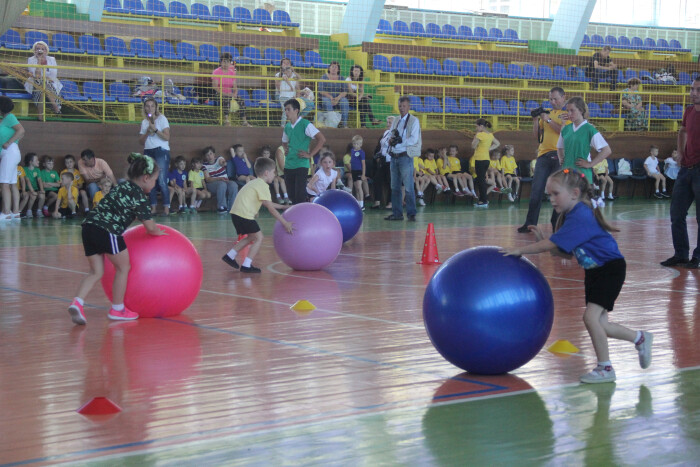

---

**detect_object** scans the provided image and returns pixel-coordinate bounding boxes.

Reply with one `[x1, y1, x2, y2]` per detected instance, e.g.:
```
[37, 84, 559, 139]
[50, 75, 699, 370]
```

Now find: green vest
[561, 122, 598, 182]
[284, 118, 312, 170]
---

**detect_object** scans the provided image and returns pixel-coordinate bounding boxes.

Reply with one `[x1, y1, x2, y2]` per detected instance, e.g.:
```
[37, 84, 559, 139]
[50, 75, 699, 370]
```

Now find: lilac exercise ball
[273, 203, 343, 271]
[313, 189, 363, 242]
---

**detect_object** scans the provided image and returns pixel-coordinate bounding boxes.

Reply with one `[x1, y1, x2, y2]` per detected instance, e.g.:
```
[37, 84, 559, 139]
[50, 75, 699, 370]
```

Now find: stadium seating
[105, 36, 135, 57]
[377, 19, 392, 34]
[178, 42, 205, 61]
[199, 43, 219, 62]
[284, 49, 310, 68]
[273, 10, 299, 27]
[104, 0, 129, 14]
[109, 82, 141, 103]
[190, 3, 218, 21]
[252, 9, 275, 26]
[410, 22, 428, 38]
[407, 57, 428, 74]
[265, 47, 282, 64]
[25, 30, 51, 50]
[0, 29, 30, 50]
[426, 58, 449, 76]
[503, 29, 527, 44]
[145, 0, 173, 18]
[83, 81, 116, 102]
[130, 38, 158, 58]
[154, 40, 182, 60]
[304, 51, 327, 69]
[242, 46, 269, 65]
[393, 21, 416, 37]
[221, 45, 249, 64]
[169, 1, 197, 19]
[60, 80, 88, 101]
[423, 96, 442, 113]
[390, 56, 409, 73]
[79, 35, 109, 55]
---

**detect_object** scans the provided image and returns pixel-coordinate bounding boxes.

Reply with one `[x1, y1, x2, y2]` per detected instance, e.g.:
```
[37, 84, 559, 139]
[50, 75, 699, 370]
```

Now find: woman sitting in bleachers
[621, 78, 645, 131]
[212, 52, 252, 127]
[24, 41, 62, 121]
[319, 61, 349, 128]
[275, 58, 301, 127]
[346, 65, 379, 128]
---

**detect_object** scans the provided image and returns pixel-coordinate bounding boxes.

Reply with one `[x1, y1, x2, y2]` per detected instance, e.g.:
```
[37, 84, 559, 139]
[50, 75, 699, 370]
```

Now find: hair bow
[591, 197, 605, 209]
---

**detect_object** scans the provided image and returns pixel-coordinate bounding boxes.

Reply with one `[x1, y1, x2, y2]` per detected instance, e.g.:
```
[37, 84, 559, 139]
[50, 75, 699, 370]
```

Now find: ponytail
[127, 152, 157, 179]
[551, 168, 618, 233]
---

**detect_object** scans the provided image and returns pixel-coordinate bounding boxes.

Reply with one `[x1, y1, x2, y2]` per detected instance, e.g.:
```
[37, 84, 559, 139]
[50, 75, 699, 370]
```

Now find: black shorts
[231, 213, 260, 235]
[351, 170, 363, 182]
[81, 223, 127, 257]
[584, 258, 626, 311]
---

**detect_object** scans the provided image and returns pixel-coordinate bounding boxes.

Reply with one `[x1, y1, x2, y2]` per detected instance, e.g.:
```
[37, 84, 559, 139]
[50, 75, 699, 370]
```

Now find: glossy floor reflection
[1, 198, 699, 465]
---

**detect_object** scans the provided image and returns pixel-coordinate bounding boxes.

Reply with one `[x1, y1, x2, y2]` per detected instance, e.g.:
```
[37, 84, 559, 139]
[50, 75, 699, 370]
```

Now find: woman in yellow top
[471, 118, 500, 207]
[500, 145, 520, 202]
[413, 154, 429, 206]
[437, 147, 472, 197]
[422, 149, 450, 195]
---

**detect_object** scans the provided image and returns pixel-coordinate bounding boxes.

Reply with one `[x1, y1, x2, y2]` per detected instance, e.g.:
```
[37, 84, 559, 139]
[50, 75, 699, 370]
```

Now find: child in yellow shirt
[61, 154, 90, 214]
[500, 145, 520, 202]
[422, 149, 449, 195]
[413, 153, 429, 206]
[52, 171, 78, 218]
[92, 177, 112, 208]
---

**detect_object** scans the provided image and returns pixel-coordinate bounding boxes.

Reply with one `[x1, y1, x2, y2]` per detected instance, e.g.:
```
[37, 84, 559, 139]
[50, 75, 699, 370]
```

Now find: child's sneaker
[221, 254, 240, 269]
[508, 193, 515, 202]
[108, 307, 139, 321]
[418, 198, 426, 206]
[635, 331, 653, 369]
[68, 299, 87, 325]
[240, 265, 262, 273]
[580, 365, 616, 383]
[42, 206, 50, 217]
[501, 187, 513, 194]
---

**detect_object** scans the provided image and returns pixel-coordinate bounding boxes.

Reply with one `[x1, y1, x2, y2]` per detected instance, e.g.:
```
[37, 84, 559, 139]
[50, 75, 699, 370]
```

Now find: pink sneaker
[108, 307, 139, 321]
[68, 299, 87, 325]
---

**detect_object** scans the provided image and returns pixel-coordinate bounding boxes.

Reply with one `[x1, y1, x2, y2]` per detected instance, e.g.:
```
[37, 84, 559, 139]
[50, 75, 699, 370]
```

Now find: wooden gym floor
[1, 197, 700, 465]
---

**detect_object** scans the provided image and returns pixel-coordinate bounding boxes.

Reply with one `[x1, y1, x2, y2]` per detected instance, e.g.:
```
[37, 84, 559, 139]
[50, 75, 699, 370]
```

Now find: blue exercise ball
[313, 190, 363, 242]
[423, 246, 554, 375]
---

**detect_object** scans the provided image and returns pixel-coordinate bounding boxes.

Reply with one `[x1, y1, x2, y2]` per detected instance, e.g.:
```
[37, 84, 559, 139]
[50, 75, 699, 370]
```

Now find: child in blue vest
[230, 144, 255, 184]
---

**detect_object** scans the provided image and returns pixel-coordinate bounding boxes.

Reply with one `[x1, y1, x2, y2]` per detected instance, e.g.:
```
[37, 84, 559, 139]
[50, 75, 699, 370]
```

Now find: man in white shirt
[385, 97, 421, 221]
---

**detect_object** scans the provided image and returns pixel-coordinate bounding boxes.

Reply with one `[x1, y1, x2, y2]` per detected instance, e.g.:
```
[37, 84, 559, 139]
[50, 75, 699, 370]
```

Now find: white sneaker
[0, 213, 11, 221]
[342, 186, 352, 193]
[580, 365, 616, 384]
[418, 198, 426, 206]
[25, 210, 33, 218]
[635, 331, 653, 369]
[508, 193, 514, 202]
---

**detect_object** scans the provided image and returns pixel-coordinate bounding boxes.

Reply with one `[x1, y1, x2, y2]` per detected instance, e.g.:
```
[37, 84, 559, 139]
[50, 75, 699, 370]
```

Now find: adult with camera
[517, 86, 569, 233]
[385, 97, 421, 222]
[370, 115, 395, 209]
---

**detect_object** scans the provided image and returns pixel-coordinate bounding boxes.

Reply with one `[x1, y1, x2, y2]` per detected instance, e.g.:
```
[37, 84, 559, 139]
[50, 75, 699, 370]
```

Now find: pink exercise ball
[101, 224, 203, 318]
[273, 202, 343, 271]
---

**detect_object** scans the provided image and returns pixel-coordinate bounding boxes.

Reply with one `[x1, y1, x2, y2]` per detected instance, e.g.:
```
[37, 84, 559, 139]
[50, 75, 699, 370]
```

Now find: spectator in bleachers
[78, 149, 117, 203]
[371, 115, 395, 209]
[586, 45, 617, 91]
[0, 96, 24, 220]
[319, 61, 350, 128]
[385, 96, 421, 221]
[202, 146, 238, 213]
[139, 98, 171, 215]
[275, 58, 301, 126]
[518, 87, 569, 233]
[212, 53, 252, 127]
[24, 41, 62, 121]
[621, 78, 646, 131]
[346, 65, 379, 128]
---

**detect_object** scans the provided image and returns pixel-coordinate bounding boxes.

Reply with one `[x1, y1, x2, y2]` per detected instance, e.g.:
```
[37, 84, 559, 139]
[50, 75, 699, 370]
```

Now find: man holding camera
[517, 86, 569, 233]
[385, 96, 421, 222]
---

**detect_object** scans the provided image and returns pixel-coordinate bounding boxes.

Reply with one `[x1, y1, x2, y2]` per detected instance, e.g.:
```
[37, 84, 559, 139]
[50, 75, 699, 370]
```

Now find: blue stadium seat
[284, 49, 310, 68]
[83, 81, 116, 102]
[591, 34, 604, 46]
[410, 22, 429, 38]
[491, 62, 507, 78]
[582, 34, 591, 46]
[459, 60, 474, 76]
[273, 10, 299, 27]
[79, 35, 109, 55]
[52, 34, 85, 53]
[199, 44, 219, 62]
[251, 89, 271, 107]
[536, 65, 553, 80]
[457, 26, 473, 39]
[669, 39, 689, 51]
[678, 72, 692, 85]
[443, 59, 465, 76]
[444, 97, 460, 114]
[476, 98, 494, 114]
[473, 61, 494, 78]
[393, 21, 417, 37]
[191, 3, 218, 21]
[0, 30, 30, 50]
[408, 57, 428, 74]
[106, 36, 135, 56]
[473, 27, 489, 41]
[408, 96, 423, 112]
[493, 99, 510, 115]
[460, 97, 478, 114]
[488, 28, 503, 41]
[145, 0, 174, 17]
[377, 19, 392, 34]
[60, 80, 88, 101]
[441, 24, 458, 39]
[233, 7, 254, 23]
[656, 38, 670, 50]
[212, 5, 234, 21]
[169, 1, 197, 19]
[658, 104, 673, 119]
[237, 89, 254, 108]
[522, 64, 536, 79]
[178, 42, 205, 61]
[639, 69, 653, 82]
[630, 37, 644, 49]
[424, 96, 442, 113]
[154, 40, 182, 59]
[588, 102, 602, 117]
[506, 63, 523, 79]
[123, 0, 146, 14]
[264, 47, 282, 64]
[510, 100, 527, 116]
[373, 55, 390, 71]
[503, 29, 527, 44]
[109, 82, 141, 103]
[130, 38, 158, 58]
[304, 51, 327, 69]
[672, 104, 684, 119]
[242, 46, 269, 65]
[426, 23, 446, 39]
[221, 45, 248, 64]
[525, 100, 539, 115]
[605, 35, 618, 47]
[553, 65, 568, 81]
[625, 69, 639, 81]
[647, 103, 660, 119]
[104, 0, 128, 14]
[390, 56, 409, 73]
[25, 31, 51, 50]
[252, 8, 274, 25]
[617, 36, 631, 48]
[426, 58, 450, 76]
[643, 38, 656, 49]
[601, 102, 614, 118]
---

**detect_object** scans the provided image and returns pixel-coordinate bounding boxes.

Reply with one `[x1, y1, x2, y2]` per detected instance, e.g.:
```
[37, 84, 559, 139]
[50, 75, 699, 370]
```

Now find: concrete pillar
[340, 0, 385, 45]
[547, 0, 597, 53]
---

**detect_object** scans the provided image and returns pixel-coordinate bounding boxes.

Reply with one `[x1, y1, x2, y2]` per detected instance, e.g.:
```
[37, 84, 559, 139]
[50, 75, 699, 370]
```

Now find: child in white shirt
[644, 145, 670, 199]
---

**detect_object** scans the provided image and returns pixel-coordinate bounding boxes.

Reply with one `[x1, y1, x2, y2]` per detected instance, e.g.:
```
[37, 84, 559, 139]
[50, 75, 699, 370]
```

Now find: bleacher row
[103, 0, 299, 27]
[0, 29, 327, 68]
[375, 20, 690, 53]
[372, 55, 699, 85]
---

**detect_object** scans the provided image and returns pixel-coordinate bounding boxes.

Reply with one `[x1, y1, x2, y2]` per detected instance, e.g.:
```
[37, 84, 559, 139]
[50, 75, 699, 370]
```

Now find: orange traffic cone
[236, 234, 251, 260]
[417, 223, 441, 264]
[77, 397, 122, 415]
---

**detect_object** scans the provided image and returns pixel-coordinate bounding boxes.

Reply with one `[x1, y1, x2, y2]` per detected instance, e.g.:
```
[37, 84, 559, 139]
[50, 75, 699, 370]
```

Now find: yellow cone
[548, 339, 580, 354]
[290, 300, 316, 312]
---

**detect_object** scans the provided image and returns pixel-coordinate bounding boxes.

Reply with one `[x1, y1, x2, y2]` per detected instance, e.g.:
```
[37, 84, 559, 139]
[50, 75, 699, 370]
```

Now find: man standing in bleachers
[517, 87, 569, 233]
[587, 45, 617, 91]
[662, 77, 700, 268]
